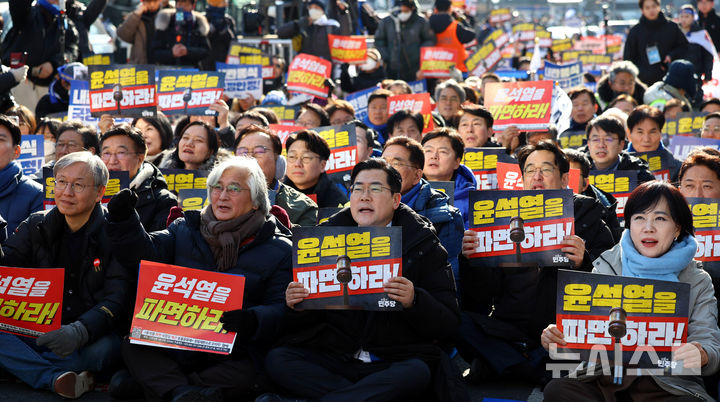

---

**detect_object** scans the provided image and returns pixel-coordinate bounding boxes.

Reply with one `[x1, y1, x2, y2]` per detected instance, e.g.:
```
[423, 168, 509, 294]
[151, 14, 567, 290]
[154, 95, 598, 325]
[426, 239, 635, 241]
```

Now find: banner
[496, 162, 581, 193]
[327, 35, 367, 64]
[574, 36, 606, 54]
[269, 124, 304, 146]
[160, 169, 209, 194]
[18, 135, 44, 176]
[408, 79, 427, 94]
[292, 226, 403, 310]
[428, 181, 455, 204]
[129, 260, 245, 354]
[83, 54, 113, 65]
[346, 85, 378, 122]
[543, 61, 583, 91]
[215, 63, 263, 100]
[552, 38, 574, 53]
[558, 129, 586, 149]
[484, 28, 510, 49]
[631, 150, 673, 182]
[555, 270, 689, 368]
[88, 64, 156, 117]
[468, 189, 575, 266]
[178, 188, 209, 211]
[561, 50, 591, 63]
[688, 198, 720, 262]
[157, 71, 224, 116]
[226, 43, 273, 78]
[315, 124, 357, 182]
[43, 168, 129, 209]
[419, 47, 458, 78]
[512, 23, 537, 42]
[669, 136, 720, 160]
[672, 112, 707, 138]
[0, 267, 63, 337]
[461, 147, 517, 190]
[465, 40, 502, 78]
[258, 104, 301, 125]
[387, 93, 434, 133]
[588, 170, 638, 221]
[578, 54, 612, 72]
[484, 81, 553, 131]
[488, 8, 511, 24]
[287, 53, 332, 98]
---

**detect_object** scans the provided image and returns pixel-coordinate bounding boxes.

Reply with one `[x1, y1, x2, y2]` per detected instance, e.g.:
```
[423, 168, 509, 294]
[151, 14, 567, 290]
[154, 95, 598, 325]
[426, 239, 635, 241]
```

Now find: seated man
[626, 105, 683, 182]
[0, 115, 43, 236]
[264, 158, 460, 401]
[100, 124, 177, 231]
[421, 128, 476, 228]
[386, 109, 424, 142]
[0, 152, 129, 399]
[457, 141, 615, 384]
[584, 115, 655, 183]
[235, 125, 318, 226]
[382, 136, 464, 283]
[456, 104, 503, 149]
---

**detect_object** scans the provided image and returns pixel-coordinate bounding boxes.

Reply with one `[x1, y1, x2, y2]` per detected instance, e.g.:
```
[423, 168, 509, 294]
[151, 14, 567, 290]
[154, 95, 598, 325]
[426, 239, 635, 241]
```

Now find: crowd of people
[1, 0, 720, 400]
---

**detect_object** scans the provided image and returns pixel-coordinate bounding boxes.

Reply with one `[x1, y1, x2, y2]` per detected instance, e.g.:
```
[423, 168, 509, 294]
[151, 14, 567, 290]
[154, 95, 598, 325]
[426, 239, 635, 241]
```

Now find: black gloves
[36, 321, 89, 357]
[107, 188, 138, 222]
[219, 309, 258, 340]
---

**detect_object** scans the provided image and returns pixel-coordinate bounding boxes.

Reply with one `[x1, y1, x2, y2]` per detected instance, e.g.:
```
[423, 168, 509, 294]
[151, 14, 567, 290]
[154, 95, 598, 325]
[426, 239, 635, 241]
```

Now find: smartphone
[10, 52, 27, 69]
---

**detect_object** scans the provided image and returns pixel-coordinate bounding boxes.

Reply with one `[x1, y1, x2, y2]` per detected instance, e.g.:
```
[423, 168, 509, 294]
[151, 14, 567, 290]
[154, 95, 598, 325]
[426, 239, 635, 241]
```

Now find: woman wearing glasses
[99, 124, 177, 232]
[105, 157, 292, 400]
[282, 130, 349, 208]
[585, 116, 655, 183]
[626, 105, 683, 182]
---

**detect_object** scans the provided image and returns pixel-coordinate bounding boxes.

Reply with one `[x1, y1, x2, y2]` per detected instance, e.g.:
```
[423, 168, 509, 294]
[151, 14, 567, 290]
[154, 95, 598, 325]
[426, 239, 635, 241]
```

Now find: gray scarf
[199, 206, 266, 271]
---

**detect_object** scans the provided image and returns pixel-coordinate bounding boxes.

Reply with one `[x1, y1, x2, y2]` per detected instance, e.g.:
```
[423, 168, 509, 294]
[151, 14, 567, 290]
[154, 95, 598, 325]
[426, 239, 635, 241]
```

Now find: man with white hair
[595, 60, 647, 110]
[0, 151, 129, 399]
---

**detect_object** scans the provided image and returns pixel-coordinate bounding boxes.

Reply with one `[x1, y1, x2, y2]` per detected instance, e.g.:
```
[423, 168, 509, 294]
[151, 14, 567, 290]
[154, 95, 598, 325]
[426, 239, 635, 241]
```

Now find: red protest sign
[287, 53, 332, 98]
[484, 80, 553, 131]
[420, 47, 458, 78]
[387, 93, 435, 133]
[269, 124, 304, 146]
[88, 65, 156, 117]
[496, 162, 581, 193]
[0, 267, 63, 338]
[129, 260, 245, 355]
[328, 35, 368, 64]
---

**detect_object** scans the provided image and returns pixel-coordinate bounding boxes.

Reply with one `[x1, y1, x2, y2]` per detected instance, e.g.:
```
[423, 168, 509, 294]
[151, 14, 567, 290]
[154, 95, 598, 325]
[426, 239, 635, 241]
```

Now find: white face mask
[360, 59, 377, 71]
[44, 140, 55, 157]
[398, 11, 412, 22]
[308, 8, 324, 20]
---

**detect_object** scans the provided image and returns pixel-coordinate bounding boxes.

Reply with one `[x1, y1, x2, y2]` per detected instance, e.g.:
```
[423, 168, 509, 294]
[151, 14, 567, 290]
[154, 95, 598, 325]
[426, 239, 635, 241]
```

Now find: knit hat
[261, 90, 287, 105]
[307, 0, 325, 10]
[664, 59, 698, 98]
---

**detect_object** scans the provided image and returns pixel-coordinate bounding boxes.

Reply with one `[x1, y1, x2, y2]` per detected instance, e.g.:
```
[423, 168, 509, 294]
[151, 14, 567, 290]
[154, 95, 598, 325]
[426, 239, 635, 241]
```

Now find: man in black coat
[151, 0, 211, 67]
[457, 141, 616, 384]
[698, 0, 720, 53]
[264, 158, 461, 401]
[0, 152, 129, 399]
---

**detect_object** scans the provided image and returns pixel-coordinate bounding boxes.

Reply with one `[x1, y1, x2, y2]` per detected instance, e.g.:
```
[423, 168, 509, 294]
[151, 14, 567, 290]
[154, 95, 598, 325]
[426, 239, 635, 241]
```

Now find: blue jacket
[0, 161, 43, 236]
[108, 210, 293, 348]
[403, 179, 463, 282]
[452, 164, 477, 229]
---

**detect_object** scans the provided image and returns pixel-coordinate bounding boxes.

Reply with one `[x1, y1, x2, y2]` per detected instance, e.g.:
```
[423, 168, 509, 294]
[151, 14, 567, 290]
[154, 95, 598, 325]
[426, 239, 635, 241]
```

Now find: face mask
[398, 11, 412, 22]
[44, 140, 55, 157]
[308, 8, 324, 20]
[360, 59, 377, 71]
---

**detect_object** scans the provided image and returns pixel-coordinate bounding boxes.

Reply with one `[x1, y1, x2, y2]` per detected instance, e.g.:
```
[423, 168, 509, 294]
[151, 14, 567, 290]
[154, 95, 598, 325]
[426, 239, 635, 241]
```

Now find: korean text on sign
[287, 53, 332, 98]
[292, 226, 403, 311]
[157, 71, 225, 116]
[88, 64, 156, 117]
[484, 80, 553, 131]
[327, 35, 368, 64]
[0, 267, 64, 338]
[316, 124, 358, 181]
[419, 47, 458, 79]
[160, 169, 209, 194]
[130, 260, 245, 355]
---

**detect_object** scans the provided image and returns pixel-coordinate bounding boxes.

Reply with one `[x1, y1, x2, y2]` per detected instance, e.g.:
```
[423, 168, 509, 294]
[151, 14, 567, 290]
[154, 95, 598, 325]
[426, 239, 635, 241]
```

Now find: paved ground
[0, 356, 544, 401]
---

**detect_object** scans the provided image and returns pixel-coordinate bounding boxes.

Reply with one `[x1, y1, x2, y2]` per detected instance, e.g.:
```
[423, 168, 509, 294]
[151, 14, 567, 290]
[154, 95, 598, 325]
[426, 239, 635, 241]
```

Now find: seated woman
[106, 157, 293, 400]
[132, 113, 174, 167]
[159, 121, 227, 171]
[541, 181, 720, 401]
[282, 130, 348, 208]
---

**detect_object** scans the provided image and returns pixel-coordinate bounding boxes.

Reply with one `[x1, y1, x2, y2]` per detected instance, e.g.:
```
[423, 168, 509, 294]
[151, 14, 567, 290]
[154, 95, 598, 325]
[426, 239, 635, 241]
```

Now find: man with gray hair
[0, 151, 129, 399]
[595, 60, 647, 110]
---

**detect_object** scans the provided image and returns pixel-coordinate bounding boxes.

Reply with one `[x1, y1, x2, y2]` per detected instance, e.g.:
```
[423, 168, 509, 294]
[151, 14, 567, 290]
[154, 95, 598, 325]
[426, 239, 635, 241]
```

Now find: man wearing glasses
[457, 140, 616, 385]
[234, 125, 318, 226]
[0, 115, 42, 238]
[99, 124, 177, 232]
[36, 121, 100, 180]
[264, 158, 459, 401]
[0, 152, 129, 399]
[585, 115, 655, 183]
[381, 136, 463, 285]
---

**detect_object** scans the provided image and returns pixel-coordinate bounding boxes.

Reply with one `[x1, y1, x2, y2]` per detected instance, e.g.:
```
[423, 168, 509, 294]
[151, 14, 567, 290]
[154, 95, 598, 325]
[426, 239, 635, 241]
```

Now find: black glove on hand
[107, 188, 138, 222]
[219, 309, 258, 340]
[36, 321, 89, 358]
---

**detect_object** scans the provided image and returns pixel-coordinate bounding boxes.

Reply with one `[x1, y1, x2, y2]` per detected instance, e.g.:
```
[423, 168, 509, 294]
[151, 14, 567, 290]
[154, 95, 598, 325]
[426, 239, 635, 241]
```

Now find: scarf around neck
[620, 229, 697, 282]
[199, 205, 266, 271]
